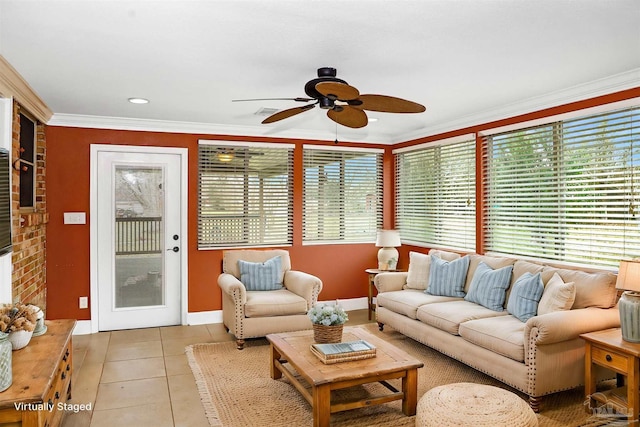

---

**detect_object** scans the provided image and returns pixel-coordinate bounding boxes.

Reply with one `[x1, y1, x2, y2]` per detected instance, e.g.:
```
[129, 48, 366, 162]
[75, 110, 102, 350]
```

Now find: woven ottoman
[416, 382, 538, 427]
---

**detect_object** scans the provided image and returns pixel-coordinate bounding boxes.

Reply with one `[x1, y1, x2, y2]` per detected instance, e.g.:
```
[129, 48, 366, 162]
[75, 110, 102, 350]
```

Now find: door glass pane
[114, 166, 164, 308]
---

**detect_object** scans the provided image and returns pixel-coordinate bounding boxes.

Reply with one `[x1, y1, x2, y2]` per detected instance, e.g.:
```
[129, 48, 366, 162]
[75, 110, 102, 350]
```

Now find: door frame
[89, 144, 188, 333]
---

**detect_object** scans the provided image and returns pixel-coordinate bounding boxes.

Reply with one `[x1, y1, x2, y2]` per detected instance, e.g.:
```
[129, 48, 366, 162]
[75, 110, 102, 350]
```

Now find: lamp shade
[616, 260, 640, 292]
[375, 230, 401, 248]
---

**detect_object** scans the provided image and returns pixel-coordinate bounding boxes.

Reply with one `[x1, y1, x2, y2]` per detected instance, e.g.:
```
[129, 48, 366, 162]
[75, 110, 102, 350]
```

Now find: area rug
[185, 324, 616, 427]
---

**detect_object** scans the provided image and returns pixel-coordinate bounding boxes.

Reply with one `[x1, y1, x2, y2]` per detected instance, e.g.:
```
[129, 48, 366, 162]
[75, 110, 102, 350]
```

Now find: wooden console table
[0, 319, 76, 427]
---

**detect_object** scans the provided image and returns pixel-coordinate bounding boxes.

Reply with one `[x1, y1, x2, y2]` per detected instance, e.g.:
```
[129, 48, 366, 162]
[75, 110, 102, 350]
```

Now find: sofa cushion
[508, 260, 546, 304]
[426, 255, 470, 297]
[459, 315, 526, 362]
[538, 272, 576, 315]
[405, 251, 431, 290]
[542, 266, 617, 309]
[465, 255, 517, 292]
[244, 289, 307, 317]
[416, 300, 509, 335]
[378, 290, 462, 319]
[429, 249, 461, 261]
[238, 256, 284, 291]
[464, 262, 513, 311]
[506, 272, 544, 322]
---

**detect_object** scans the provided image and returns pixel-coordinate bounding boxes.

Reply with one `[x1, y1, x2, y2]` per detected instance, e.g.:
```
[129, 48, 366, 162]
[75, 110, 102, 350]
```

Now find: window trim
[394, 134, 477, 252]
[18, 111, 36, 211]
[479, 97, 640, 138]
[302, 145, 384, 245]
[197, 140, 294, 250]
[481, 104, 640, 268]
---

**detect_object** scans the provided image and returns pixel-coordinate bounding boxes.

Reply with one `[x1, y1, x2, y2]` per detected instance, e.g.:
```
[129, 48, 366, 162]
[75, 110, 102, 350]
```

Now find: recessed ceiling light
[368, 117, 378, 122]
[128, 97, 149, 104]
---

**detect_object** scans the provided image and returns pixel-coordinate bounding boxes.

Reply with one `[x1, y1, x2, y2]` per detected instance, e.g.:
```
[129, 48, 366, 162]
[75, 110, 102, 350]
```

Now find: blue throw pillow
[238, 256, 283, 291]
[507, 272, 545, 322]
[426, 255, 469, 297]
[464, 262, 513, 311]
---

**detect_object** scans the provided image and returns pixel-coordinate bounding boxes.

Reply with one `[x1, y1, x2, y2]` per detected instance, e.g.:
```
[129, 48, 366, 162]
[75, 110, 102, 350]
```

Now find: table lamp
[615, 259, 640, 342]
[376, 230, 401, 270]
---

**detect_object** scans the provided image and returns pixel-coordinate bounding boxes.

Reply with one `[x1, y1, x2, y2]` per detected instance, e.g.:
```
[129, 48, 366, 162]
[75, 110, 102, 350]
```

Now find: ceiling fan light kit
[235, 67, 426, 129]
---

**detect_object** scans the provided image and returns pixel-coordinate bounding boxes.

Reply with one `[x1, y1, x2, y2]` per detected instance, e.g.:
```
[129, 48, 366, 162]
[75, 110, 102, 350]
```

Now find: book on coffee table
[310, 340, 376, 364]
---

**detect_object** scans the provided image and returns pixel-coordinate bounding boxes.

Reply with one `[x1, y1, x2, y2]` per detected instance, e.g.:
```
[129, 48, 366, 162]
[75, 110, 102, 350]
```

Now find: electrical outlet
[79, 296, 88, 309]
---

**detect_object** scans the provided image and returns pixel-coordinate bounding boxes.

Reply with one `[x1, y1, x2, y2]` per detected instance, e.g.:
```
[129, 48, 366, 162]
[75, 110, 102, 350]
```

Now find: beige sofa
[375, 249, 621, 411]
[218, 249, 323, 349]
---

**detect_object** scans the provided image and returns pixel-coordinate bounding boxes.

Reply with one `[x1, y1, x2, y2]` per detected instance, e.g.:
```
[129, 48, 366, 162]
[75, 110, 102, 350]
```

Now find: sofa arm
[374, 272, 408, 293]
[218, 273, 247, 305]
[525, 307, 620, 350]
[284, 270, 323, 308]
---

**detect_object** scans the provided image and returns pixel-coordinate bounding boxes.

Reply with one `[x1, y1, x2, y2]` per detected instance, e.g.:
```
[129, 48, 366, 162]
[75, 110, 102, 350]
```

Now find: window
[483, 106, 640, 267]
[198, 141, 293, 248]
[394, 135, 476, 251]
[18, 112, 35, 209]
[0, 148, 11, 256]
[303, 146, 383, 243]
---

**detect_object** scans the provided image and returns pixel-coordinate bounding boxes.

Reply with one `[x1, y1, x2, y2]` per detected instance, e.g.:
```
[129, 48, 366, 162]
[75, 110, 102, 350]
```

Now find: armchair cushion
[244, 289, 308, 318]
[238, 256, 283, 291]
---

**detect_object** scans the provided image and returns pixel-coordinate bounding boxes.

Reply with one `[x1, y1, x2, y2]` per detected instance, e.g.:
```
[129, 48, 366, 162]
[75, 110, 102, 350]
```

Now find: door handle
[167, 246, 179, 252]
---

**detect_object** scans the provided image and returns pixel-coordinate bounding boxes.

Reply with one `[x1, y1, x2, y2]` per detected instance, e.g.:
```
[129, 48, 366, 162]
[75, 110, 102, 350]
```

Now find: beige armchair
[218, 249, 323, 349]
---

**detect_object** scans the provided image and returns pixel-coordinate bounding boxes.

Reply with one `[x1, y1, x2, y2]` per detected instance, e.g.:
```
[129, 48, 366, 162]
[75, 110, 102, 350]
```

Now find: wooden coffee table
[266, 327, 424, 427]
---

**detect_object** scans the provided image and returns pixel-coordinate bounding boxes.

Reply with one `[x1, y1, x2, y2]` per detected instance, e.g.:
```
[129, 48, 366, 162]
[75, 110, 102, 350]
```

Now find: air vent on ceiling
[255, 107, 280, 116]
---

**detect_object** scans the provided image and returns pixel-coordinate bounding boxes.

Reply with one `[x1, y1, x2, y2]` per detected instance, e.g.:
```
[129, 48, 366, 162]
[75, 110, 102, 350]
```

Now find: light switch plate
[64, 212, 86, 225]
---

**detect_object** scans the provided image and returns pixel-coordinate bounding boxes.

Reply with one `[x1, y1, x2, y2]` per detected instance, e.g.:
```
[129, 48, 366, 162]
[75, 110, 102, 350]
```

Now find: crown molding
[47, 69, 639, 146]
[0, 55, 52, 123]
[47, 113, 391, 144]
[394, 68, 640, 144]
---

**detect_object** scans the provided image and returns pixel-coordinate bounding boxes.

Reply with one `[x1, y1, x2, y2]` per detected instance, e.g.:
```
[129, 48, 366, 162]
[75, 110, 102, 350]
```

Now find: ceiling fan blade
[327, 106, 368, 128]
[262, 104, 315, 124]
[233, 97, 314, 102]
[315, 82, 360, 101]
[351, 94, 426, 113]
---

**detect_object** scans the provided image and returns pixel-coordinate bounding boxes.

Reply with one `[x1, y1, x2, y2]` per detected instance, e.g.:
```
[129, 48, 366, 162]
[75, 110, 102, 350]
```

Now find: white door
[95, 149, 183, 330]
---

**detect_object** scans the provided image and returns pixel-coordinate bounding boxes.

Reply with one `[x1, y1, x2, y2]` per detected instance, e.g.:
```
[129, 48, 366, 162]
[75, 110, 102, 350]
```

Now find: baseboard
[70, 296, 370, 333]
[186, 310, 223, 325]
[331, 296, 368, 312]
[72, 320, 93, 335]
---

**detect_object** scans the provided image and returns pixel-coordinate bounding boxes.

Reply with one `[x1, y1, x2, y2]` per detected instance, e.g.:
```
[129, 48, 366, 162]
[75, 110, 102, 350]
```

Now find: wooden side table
[365, 268, 401, 320]
[581, 328, 640, 424]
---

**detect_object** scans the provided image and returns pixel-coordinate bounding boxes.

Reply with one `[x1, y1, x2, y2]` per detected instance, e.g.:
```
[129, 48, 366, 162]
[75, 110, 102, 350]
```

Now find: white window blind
[395, 137, 476, 251]
[483, 106, 640, 267]
[198, 142, 293, 248]
[303, 146, 383, 243]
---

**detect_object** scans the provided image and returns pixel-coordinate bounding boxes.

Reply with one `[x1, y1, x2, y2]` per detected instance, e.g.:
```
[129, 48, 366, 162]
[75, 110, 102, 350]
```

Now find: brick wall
[11, 100, 47, 309]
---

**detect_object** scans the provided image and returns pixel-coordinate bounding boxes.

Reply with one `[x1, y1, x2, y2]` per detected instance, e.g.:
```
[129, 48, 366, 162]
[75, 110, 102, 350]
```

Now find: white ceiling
[0, 0, 639, 144]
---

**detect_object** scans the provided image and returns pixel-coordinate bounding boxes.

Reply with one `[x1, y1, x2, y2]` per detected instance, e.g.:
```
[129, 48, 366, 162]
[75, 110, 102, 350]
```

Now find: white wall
[0, 96, 12, 303]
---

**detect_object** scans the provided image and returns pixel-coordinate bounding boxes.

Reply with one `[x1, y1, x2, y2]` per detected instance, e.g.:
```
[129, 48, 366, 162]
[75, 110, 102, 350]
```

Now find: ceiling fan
[233, 67, 426, 129]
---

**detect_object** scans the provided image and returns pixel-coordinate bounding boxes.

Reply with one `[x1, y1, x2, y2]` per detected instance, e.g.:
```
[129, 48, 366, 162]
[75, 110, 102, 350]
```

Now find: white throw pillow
[406, 251, 431, 290]
[537, 272, 576, 315]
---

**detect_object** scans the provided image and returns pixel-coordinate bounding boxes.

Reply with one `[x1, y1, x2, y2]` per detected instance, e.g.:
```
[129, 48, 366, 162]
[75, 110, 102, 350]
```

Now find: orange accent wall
[44, 128, 382, 320]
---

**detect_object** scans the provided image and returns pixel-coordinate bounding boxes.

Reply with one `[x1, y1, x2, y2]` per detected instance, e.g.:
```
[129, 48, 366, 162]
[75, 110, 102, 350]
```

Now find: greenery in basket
[308, 303, 348, 326]
[0, 303, 37, 333]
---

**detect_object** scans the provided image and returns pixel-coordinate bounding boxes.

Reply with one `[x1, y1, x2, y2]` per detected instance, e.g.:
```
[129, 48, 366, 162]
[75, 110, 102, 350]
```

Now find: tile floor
[61, 309, 374, 427]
